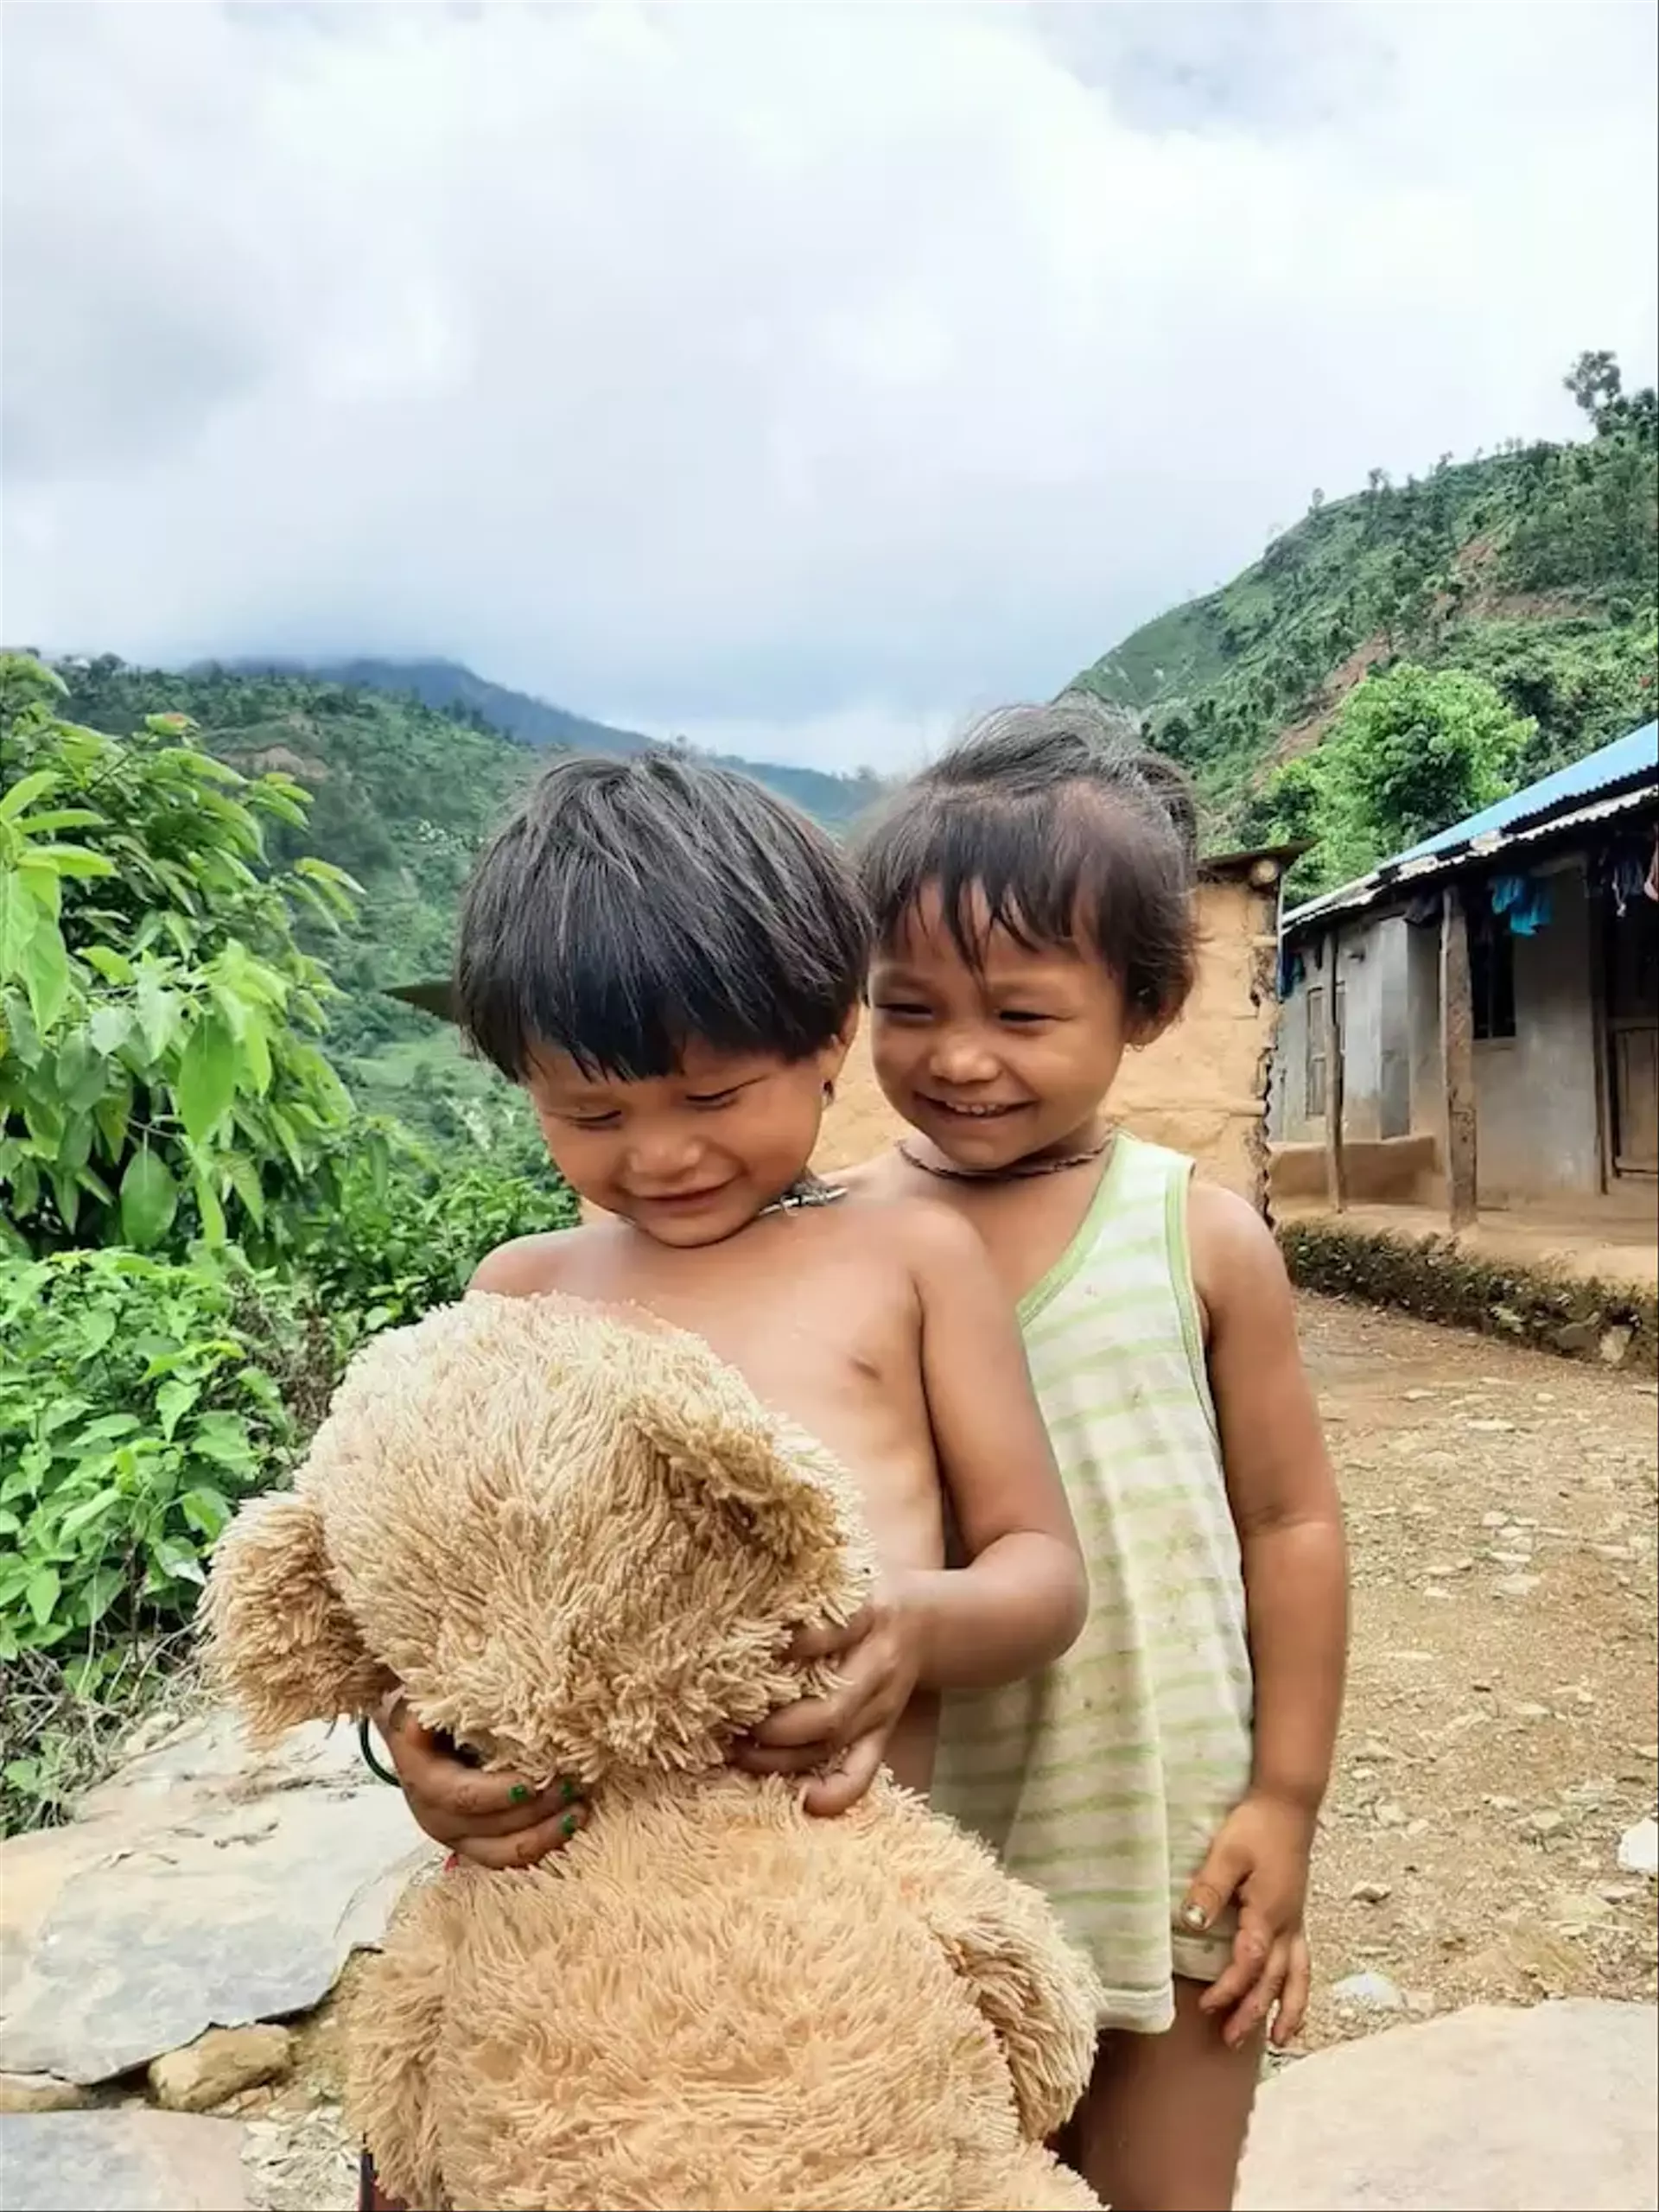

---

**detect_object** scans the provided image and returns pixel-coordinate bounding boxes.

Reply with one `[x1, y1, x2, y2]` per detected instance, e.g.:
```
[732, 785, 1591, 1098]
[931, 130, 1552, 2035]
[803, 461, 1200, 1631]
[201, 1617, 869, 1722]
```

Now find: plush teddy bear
[204, 1292, 1104, 2212]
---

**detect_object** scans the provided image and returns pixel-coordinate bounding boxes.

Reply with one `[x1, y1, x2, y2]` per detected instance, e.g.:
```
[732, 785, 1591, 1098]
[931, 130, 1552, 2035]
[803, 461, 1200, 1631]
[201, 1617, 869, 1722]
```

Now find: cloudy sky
[4, 3, 1656, 772]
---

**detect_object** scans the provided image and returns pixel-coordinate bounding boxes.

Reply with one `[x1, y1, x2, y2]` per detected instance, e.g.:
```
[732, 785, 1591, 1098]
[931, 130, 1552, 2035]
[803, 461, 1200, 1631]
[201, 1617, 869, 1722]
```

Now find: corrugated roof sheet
[1284, 718, 1658, 934]
[1389, 720, 1657, 868]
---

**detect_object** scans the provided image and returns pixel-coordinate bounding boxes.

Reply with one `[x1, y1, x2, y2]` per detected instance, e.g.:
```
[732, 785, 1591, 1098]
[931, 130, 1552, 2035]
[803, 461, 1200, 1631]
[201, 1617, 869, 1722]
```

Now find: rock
[1238, 2000, 1659, 2212]
[1511, 1701, 1552, 1720]
[1522, 1808, 1568, 1840]
[1465, 1417, 1517, 1433]
[1350, 1880, 1393, 1905]
[1618, 1815, 1659, 1877]
[148, 2024, 294, 2114]
[1492, 1573, 1542, 1599]
[1331, 1969, 1407, 2013]
[1553, 1318, 1602, 1357]
[1549, 1890, 1615, 1934]
[0, 1713, 436, 2086]
[1599, 1323, 1633, 1366]
[0, 2075, 91, 2114]
[1374, 1801, 1408, 1828]
[0, 2109, 251, 2211]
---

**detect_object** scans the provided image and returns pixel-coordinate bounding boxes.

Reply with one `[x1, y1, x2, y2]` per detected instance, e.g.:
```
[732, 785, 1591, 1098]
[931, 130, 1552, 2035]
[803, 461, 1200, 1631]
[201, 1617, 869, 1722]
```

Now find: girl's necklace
[897, 1128, 1116, 1184]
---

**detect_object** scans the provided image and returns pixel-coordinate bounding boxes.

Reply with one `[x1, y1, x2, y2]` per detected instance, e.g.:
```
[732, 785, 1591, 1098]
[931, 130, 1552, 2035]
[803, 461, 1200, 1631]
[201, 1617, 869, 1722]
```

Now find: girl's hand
[730, 1580, 926, 1816]
[377, 1695, 586, 1870]
[1183, 1790, 1316, 2050]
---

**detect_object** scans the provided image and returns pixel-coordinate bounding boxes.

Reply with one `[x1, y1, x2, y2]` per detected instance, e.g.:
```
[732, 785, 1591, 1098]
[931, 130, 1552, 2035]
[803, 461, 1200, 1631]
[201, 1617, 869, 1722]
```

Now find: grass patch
[1278, 1217, 1658, 1376]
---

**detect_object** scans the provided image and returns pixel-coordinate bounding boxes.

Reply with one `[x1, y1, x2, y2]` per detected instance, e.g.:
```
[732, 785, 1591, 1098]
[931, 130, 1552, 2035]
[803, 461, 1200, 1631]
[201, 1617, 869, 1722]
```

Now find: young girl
[743, 696, 1348, 2212]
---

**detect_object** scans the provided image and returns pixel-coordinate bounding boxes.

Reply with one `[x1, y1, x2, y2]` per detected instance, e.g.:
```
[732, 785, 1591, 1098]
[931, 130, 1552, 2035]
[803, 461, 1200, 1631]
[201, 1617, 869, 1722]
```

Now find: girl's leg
[1070, 1978, 1263, 2212]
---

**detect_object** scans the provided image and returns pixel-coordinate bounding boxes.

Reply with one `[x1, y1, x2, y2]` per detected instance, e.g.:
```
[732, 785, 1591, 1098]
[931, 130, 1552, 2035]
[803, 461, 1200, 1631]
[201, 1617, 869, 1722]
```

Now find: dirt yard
[1292, 1294, 1657, 2053]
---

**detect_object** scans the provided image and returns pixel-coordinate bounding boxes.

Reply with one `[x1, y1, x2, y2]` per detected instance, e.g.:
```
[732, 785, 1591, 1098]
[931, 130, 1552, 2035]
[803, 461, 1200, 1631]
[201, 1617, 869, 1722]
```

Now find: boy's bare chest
[549, 1217, 922, 1446]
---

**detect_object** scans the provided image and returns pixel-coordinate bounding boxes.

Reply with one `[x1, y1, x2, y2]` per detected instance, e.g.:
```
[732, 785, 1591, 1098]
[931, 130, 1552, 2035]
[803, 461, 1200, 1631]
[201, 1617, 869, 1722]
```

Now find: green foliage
[0, 1248, 308, 1664]
[1072, 353, 1656, 842]
[1, 657, 358, 1254]
[1255, 665, 1534, 896]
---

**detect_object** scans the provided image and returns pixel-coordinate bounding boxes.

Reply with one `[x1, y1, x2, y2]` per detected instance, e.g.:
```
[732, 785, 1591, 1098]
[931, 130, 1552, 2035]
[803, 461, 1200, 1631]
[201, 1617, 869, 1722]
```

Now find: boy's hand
[377, 1696, 586, 1870]
[730, 1580, 925, 1816]
[1183, 1790, 1315, 2050]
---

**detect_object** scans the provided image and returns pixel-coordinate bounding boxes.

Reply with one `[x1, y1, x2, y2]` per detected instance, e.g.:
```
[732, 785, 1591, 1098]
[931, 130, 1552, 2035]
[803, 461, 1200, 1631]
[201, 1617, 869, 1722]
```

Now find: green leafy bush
[0, 1247, 313, 1667]
[1, 654, 358, 1256]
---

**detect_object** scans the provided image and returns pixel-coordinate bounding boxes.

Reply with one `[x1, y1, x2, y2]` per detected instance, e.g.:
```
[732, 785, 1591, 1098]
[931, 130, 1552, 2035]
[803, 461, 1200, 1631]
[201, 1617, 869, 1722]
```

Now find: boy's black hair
[455, 750, 871, 1081]
[855, 693, 1200, 1027]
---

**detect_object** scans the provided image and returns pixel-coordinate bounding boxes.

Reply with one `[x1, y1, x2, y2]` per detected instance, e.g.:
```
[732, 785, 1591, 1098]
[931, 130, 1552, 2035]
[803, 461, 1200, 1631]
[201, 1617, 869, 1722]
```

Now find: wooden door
[1608, 888, 1658, 1177]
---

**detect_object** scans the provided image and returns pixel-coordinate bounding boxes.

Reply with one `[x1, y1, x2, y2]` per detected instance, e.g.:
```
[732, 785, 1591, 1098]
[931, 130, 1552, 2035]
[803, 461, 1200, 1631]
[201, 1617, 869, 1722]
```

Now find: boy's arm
[1182, 1179, 1348, 2046]
[905, 1200, 1090, 1688]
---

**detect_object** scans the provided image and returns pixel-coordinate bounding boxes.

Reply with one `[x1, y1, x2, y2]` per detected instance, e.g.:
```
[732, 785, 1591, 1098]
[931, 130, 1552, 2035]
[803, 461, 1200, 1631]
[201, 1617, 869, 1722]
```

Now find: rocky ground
[2, 1293, 1655, 2212]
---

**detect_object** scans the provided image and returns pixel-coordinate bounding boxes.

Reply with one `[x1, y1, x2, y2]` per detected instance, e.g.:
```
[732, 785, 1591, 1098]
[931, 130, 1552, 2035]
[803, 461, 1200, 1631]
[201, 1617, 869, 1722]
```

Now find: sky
[3, 2, 1656, 774]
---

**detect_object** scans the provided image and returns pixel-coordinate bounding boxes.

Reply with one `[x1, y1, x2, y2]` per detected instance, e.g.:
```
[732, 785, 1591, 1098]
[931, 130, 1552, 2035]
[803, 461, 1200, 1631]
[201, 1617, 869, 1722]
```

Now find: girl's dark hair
[856, 693, 1200, 1027]
[457, 751, 871, 1080]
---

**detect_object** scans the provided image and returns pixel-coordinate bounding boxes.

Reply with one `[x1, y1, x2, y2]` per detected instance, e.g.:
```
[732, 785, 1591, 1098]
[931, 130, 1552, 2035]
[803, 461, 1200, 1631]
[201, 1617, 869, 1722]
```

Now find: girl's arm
[736, 1199, 1088, 1811]
[1184, 1178, 1348, 2047]
[1191, 1180, 1348, 1819]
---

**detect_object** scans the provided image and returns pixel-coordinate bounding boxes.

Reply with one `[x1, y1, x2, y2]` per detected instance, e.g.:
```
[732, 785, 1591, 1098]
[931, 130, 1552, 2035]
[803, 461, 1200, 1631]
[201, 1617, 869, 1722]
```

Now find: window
[1470, 910, 1516, 1042]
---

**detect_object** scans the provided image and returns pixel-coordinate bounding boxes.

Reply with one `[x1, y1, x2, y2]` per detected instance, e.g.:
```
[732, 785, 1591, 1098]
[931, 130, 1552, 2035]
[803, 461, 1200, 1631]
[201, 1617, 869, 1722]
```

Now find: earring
[823, 1078, 836, 1104]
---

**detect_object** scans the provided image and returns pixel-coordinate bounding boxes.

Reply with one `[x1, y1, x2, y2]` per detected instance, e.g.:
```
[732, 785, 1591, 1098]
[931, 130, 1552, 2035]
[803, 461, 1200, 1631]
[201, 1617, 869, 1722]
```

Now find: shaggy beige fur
[204, 1294, 1104, 2211]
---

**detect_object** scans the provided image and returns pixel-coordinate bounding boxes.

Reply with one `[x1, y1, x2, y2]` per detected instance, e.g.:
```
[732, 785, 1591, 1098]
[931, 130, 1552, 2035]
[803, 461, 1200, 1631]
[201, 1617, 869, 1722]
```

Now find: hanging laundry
[1644, 828, 1657, 904]
[1489, 871, 1553, 936]
[1607, 838, 1650, 918]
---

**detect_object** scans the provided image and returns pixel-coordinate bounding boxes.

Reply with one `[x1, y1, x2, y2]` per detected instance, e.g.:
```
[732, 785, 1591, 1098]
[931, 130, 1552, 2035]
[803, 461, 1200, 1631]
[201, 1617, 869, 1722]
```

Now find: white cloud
[3, 1, 1655, 772]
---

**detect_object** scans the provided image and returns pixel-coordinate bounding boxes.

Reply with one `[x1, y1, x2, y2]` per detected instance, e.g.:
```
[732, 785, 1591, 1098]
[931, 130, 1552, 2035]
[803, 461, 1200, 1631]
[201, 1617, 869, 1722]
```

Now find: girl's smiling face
[868, 884, 1157, 1173]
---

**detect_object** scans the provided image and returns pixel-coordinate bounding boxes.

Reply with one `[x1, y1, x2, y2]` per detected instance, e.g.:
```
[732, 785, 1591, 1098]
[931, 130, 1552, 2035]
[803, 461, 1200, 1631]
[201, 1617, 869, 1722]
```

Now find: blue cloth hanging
[1489, 872, 1552, 936]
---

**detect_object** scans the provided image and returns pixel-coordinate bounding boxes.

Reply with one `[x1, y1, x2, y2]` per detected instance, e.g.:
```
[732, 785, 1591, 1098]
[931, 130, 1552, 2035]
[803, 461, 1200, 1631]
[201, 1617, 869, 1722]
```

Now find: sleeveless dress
[930, 1134, 1255, 2034]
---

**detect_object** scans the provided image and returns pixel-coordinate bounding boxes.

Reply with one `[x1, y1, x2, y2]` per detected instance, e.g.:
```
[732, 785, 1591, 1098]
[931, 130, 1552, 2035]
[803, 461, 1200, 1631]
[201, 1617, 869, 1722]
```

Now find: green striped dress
[931, 1133, 1255, 2033]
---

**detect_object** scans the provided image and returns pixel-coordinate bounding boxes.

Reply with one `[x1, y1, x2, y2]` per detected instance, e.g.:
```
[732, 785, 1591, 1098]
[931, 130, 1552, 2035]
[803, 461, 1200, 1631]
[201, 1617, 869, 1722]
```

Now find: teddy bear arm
[891, 1810, 1103, 2143]
[343, 1884, 455, 2211]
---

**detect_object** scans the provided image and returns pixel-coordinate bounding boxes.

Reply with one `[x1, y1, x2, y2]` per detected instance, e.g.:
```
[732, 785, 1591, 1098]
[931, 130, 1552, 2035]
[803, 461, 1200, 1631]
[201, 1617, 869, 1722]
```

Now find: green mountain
[1071, 372, 1656, 845]
[223, 655, 882, 831]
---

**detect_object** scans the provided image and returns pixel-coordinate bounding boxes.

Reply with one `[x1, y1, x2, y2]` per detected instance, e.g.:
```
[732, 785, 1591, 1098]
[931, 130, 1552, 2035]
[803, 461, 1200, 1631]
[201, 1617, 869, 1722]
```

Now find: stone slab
[0, 1714, 435, 2086]
[1239, 2000, 1659, 2212]
[0, 2109, 250, 2212]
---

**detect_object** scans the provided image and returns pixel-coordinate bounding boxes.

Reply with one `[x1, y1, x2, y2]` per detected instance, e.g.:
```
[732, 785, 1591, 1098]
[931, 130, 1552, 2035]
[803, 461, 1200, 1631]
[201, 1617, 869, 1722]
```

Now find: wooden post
[1440, 886, 1478, 1230]
[1323, 928, 1346, 1213]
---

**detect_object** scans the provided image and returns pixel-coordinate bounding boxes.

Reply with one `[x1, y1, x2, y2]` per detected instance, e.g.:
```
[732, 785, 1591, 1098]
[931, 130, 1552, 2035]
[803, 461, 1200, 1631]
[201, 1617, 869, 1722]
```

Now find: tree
[1261, 664, 1533, 896]
[1, 656, 359, 1255]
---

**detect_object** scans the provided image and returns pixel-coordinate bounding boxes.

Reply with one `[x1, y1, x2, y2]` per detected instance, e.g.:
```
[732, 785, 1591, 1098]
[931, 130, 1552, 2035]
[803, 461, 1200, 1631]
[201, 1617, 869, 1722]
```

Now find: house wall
[1270, 853, 1605, 1205]
[815, 874, 1281, 1209]
[1472, 858, 1602, 1203]
[1271, 914, 1409, 1143]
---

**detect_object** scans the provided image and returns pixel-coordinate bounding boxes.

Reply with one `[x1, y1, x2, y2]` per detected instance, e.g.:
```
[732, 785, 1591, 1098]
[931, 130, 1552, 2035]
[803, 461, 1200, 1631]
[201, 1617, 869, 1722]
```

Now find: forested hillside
[51, 659, 536, 1143]
[1072, 352, 1657, 852]
[226, 655, 883, 830]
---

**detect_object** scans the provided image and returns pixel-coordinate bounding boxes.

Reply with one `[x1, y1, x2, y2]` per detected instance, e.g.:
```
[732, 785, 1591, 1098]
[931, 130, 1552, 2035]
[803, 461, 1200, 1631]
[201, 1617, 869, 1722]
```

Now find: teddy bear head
[202, 1293, 874, 1787]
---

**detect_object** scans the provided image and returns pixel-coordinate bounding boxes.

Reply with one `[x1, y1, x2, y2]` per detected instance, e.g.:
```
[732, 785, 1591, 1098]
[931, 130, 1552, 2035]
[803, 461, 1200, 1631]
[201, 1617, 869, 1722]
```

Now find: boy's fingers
[747, 1691, 855, 1750]
[452, 1802, 586, 1872]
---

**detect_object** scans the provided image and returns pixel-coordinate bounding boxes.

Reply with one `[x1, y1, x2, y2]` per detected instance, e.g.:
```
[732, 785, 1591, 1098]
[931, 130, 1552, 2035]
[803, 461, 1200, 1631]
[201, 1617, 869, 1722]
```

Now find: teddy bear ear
[626, 1382, 854, 1569]
[200, 1490, 392, 1746]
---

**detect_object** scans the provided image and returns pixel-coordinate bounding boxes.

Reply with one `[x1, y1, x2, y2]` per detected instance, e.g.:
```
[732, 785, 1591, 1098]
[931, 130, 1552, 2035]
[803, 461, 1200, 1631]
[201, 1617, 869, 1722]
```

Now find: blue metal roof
[1390, 720, 1657, 868]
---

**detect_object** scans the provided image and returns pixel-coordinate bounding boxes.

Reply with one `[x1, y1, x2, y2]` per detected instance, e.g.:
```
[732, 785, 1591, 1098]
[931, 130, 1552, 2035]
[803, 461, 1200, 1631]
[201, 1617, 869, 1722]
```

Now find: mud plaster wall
[813, 875, 1281, 1211]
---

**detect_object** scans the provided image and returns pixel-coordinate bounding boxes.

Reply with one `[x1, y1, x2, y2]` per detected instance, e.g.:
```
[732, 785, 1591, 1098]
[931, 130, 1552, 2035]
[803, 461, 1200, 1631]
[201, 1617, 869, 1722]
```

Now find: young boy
[376, 750, 1087, 1866]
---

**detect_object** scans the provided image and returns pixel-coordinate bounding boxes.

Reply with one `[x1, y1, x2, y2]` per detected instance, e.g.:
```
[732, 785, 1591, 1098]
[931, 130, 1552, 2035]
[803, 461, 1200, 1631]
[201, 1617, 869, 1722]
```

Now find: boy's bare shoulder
[831, 1171, 988, 1280]
[468, 1223, 601, 1299]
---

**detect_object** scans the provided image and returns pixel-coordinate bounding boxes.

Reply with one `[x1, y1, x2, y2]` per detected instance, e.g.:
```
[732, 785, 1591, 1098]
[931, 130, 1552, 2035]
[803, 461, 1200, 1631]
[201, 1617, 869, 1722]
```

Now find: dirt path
[1294, 1294, 1657, 2050]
